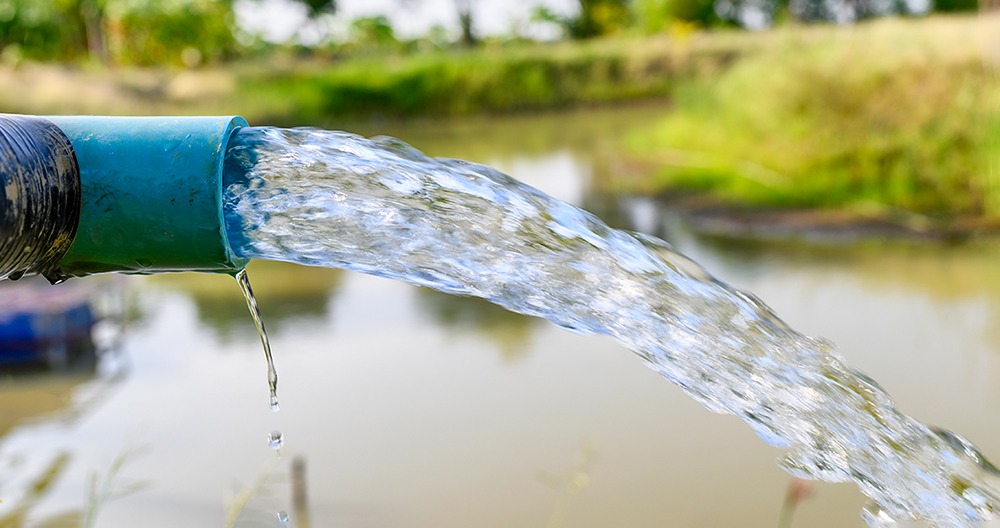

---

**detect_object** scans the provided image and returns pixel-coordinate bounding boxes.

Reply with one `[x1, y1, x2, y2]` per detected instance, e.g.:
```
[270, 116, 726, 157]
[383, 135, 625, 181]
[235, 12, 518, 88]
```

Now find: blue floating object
[0, 281, 96, 367]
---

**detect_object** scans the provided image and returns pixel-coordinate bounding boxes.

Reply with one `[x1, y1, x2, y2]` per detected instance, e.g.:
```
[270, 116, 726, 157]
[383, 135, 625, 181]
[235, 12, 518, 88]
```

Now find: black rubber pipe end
[0, 115, 81, 283]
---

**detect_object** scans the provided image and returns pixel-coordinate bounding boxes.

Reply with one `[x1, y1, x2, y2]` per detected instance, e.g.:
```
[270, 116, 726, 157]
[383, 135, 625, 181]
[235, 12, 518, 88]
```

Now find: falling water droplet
[268, 430, 284, 450]
[235, 269, 279, 412]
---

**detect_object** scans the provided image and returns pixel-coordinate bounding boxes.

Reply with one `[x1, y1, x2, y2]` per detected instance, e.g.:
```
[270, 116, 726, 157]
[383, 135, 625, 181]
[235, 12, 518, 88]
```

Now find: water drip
[268, 430, 284, 451]
[235, 268, 279, 412]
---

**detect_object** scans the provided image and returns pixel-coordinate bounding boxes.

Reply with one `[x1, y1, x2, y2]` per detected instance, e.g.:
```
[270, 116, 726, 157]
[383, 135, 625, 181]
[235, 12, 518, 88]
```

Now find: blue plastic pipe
[45, 116, 250, 280]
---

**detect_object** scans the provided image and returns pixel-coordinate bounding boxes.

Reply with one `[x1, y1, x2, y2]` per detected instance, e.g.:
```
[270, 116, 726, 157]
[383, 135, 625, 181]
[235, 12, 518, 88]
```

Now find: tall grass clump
[628, 15, 1000, 221]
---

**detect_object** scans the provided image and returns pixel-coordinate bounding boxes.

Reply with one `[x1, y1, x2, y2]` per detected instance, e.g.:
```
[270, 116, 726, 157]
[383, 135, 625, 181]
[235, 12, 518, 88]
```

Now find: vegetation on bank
[0, 23, 757, 123]
[233, 34, 747, 125]
[625, 14, 1000, 224]
[0, 5, 995, 224]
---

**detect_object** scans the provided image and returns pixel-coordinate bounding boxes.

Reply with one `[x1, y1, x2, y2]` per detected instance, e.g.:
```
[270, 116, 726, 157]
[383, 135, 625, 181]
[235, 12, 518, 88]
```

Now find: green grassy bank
[624, 14, 1000, 226]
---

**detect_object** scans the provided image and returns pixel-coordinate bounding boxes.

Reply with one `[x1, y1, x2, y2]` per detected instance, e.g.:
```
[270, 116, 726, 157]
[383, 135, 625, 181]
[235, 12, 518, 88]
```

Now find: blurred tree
[455, 0, 476, 46]
[346, 15, 398, 51]
[785, 0, 930, 23]
[632, 0, 671, 31]
[299, 0, 337, 17]
[108, 0, 238, 66]
[0, 0, 239, 65]
[634, 0, 720, 29]
[716, 0, 932, 27]
[292, 0, 337, 46]
[398, 0, 477, 47]
[0, 0, 90, 61]
[239, 0, 337, 45]
[714, 0, 780, 27]
[78, 0, 108, 61]
[932, 0, 978, 11]
[534, 0, 629, 39]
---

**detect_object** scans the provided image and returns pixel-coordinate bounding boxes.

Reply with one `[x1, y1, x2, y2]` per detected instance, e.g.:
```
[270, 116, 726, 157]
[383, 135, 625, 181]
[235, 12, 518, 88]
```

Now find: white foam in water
[222, 127, 1000, 527]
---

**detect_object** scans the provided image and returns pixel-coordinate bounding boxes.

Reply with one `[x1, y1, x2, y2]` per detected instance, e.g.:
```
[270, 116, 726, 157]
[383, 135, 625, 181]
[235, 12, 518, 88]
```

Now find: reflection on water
[0, 297, 127, 528]
[675, 226, 1000, 352]
[415, 290, 538, 362]
[0, 106, 997, 526]
[149, 260, 344, 338]
[0, 452, 77, 527]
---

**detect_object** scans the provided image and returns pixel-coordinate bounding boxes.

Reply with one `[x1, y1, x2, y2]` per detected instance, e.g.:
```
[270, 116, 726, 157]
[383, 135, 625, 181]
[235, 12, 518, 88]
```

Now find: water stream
[222, 126, 1000, 527]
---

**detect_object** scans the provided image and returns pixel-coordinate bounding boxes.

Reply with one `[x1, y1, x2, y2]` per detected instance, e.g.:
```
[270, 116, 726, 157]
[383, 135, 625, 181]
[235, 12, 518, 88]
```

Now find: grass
[625, 14, 1000, 223]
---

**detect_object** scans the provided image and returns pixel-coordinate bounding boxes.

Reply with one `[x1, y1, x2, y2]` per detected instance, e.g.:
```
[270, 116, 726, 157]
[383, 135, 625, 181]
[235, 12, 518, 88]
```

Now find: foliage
[633, 0, 673, 31]
[0, 0, 91, 62]
[634, 0, 722, 30]
[111, 0, 237, 65]
[299, 0, 337, 17]
[344, 15, 399, 53]
[932, 0, 979, 11]
[534, 0, 631, 39]
[0, 0, 236, 65]
[668, 0, 722, 26]
[626, 16, 1000, 220]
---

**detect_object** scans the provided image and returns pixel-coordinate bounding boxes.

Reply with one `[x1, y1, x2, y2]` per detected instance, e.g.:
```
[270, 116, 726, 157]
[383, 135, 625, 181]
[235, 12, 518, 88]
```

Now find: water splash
[222, 127, 1000, 527]
[235, 269, 280, 412]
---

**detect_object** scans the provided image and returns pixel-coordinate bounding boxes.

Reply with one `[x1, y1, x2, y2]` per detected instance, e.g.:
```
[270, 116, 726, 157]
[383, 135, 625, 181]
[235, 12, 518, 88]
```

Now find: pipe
[0, 115, 81, 282]
[0, 115, 250, 282]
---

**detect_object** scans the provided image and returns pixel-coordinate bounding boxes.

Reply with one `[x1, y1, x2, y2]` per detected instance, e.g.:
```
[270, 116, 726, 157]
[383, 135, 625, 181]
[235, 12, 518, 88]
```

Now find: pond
[1, 104, 999, 527]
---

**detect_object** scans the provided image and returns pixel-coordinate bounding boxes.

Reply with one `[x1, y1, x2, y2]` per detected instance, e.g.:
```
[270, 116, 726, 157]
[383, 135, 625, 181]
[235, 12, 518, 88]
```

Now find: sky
[234, 0, 579, 44]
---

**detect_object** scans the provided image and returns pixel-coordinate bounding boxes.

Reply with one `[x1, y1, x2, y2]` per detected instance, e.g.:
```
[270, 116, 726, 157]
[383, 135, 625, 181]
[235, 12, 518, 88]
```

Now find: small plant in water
[222, 458, 287, 528]
[538, 443, 595, 528]
[84, 447, 148, 528]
